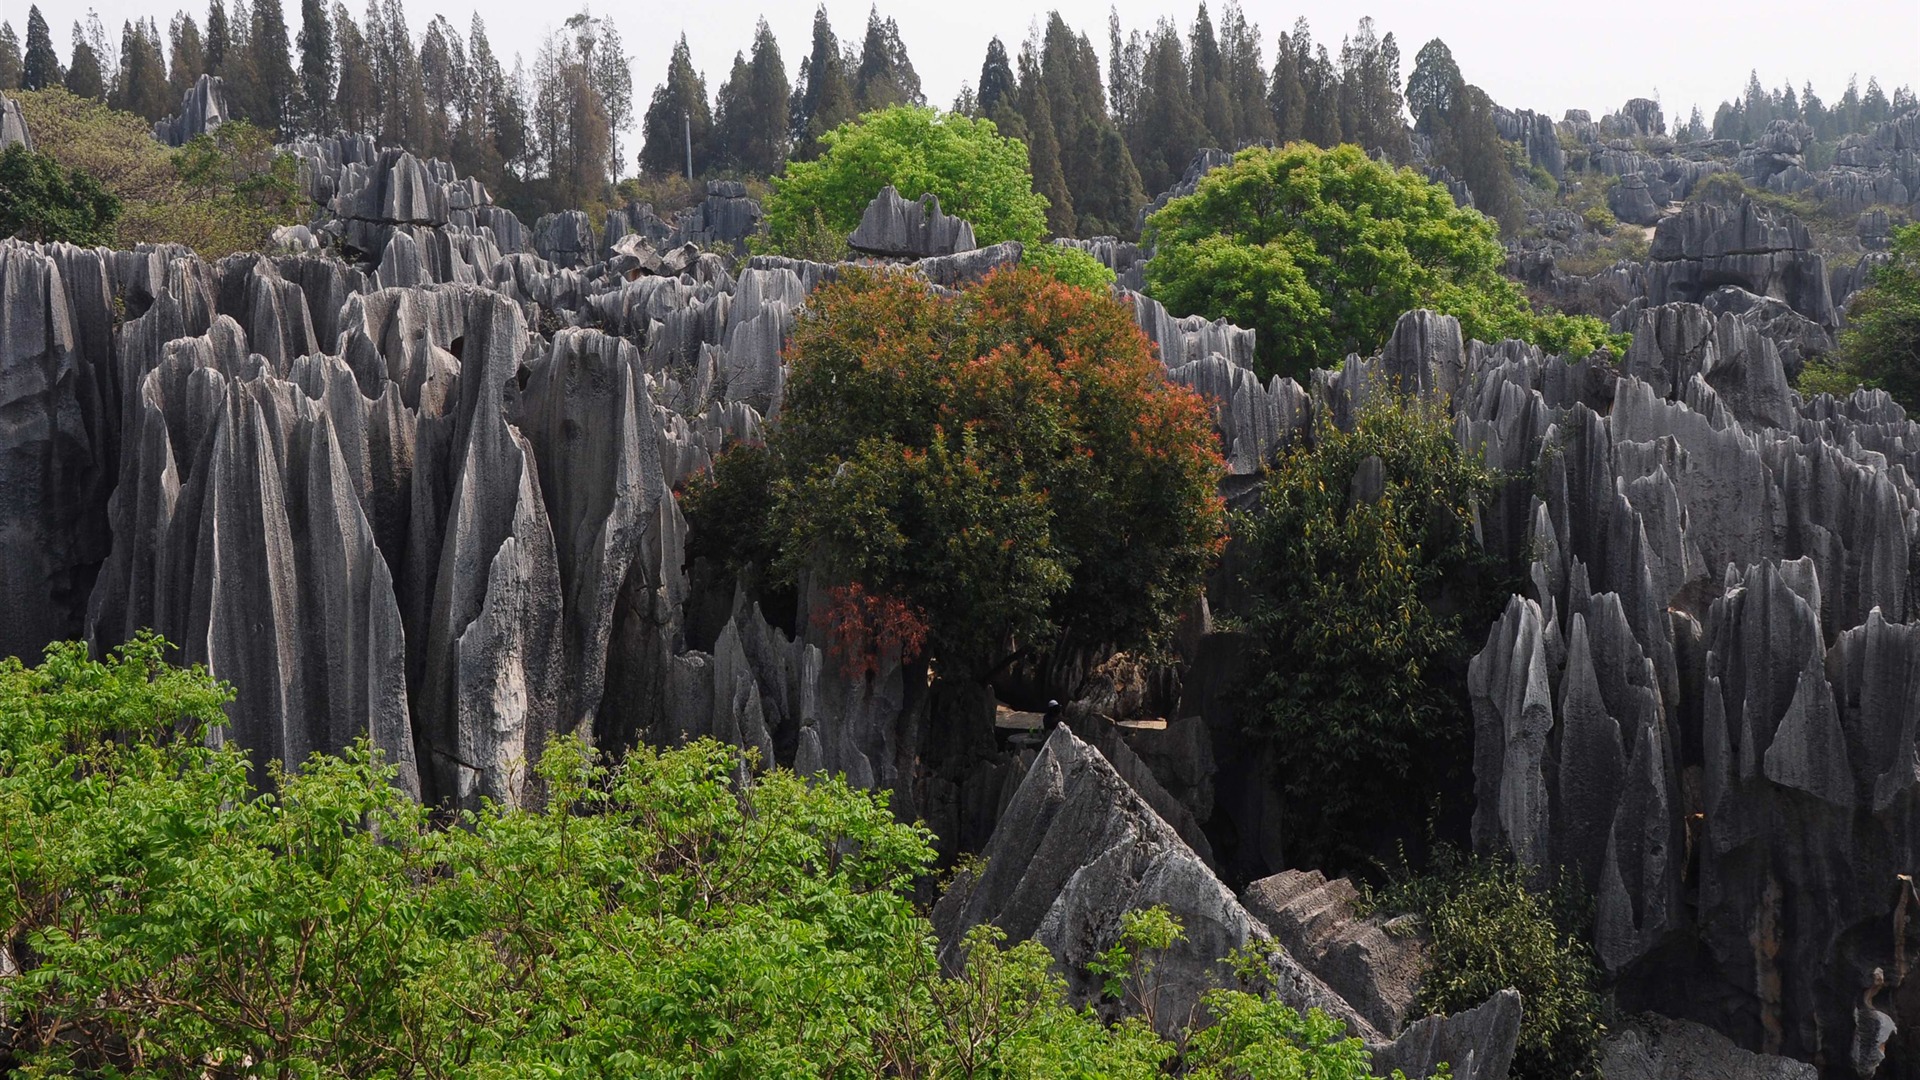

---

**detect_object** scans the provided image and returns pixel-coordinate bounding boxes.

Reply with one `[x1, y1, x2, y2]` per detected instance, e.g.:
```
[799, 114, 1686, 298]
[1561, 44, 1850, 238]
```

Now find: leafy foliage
[2, 638, 1431, 1077]
[766, 265, 1227, 676]
[1145, 143, 1623, 380]
[0, 143, 121, 244]
[9, 87, 306, 255]
[761, 105, 1050, 254]
[1023, 240, 1119, 290]
[1834, 223, 1920, 410]
[1363, 850, 1606, 1080]
[1238, 401, 1502, 867]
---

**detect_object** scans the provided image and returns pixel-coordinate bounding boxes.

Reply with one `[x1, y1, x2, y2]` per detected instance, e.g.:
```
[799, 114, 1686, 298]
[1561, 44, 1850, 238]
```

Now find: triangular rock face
[932, 728, 1524, 1079]
[152, 73, 231, 147]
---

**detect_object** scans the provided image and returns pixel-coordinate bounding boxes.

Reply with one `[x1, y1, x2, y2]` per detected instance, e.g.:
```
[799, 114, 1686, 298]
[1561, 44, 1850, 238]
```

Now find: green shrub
[1237, 399, 1503, 867]
[9, 87, 305, 255]
[1795, 356, 1870, 399]
[760, 105, 1049, 256]
[1835, 223, 1920, 411]
[0, 142, 121, 244]
[0, 637, 1439, 1076]
[1364, 850, 1606, 1080]
[1024, 240, 1118, 290]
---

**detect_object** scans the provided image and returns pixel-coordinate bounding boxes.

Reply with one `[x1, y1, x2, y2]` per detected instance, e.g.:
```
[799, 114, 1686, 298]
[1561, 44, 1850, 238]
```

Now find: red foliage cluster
[813, 582, 931, 681]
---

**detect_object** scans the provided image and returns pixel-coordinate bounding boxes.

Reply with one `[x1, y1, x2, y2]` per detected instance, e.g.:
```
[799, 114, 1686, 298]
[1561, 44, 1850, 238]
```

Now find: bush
[760, 105, 1049, 255]
[1364, 850, 1606, 1080]
[0, 143, 120, 244]
[9, 87, 305, 255]
[1145, 143, 1620, 381]
[765, 265, 1226, 677]
[1835, 222, 1920, 410]
[1024, 240, 1118, 290]
[1796, 355, 1870, 399]
[1237, 400, 1503, 867]
[0, 637, 1430, 1076]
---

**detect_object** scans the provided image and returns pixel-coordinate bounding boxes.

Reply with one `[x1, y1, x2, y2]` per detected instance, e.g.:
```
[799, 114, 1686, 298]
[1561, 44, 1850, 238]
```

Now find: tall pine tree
[22, 7, 62, 90]
[638, 34, 711, 178]
[66, 24, 107, 99]
[789, 6, 853, 161]
[713, 19, 789, 176]
[331, 3, 377, 137]
[0, 24, 22, 90]
[168, 14, 205, 101]
[853, 8, 921, 111]
[205, 0, 229, 74]
[113, 20, 173, 119]
[1128, 20, 1204, 197]
[1017, 42, 1074, 236]
[1219, 2, 1272, 148]
[296, 0, 332, 133]
[977, 36, 1017, 121]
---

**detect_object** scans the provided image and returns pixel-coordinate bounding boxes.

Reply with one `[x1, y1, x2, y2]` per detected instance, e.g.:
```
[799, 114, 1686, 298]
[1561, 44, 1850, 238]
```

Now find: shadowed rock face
[847, 186, 977, 258]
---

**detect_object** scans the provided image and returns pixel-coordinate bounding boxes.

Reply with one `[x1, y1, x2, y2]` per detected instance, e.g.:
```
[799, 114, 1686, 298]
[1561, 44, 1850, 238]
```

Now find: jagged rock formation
[932, 726, 1522, 1078]
[1496, 106, 1566, 181]
[152, 73, 230, 147]
[1, 92, 30, 150]
[1241, 869, 1426, 1037]
[847, 186, 977, 258]
[601, 181, 763, 260]
[1645, 194, 1838, 329]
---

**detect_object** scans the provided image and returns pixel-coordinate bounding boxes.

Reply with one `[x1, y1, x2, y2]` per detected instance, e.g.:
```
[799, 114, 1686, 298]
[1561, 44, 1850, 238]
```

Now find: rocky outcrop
[1, 92, 30, 150]
[1240, 870, 1426, 1037]
[1645, 194, 1836, 329]
[152, 73, 230, 146]
[847, 186, 977, 258]
[933, 727, 1523, 1079]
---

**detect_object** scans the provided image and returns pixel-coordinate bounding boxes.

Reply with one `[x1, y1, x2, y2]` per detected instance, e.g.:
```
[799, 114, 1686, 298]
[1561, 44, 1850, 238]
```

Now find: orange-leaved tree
[751, 265, 1227, 680]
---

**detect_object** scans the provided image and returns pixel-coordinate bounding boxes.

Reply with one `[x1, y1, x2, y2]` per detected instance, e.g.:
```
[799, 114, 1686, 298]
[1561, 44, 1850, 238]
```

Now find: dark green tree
[1335, 18, 1410, 161]
[0, 143, 121, 244]
[0, 23, 22, 89]
[22, 6, 61, 90]
[1218, 2, 1272, 147]
[1405, 37, 1461, 133]
[1034, 13, 1141, 238]
[1188, 2, 1229, 144]
[788, 5, 853, 161]
[1434, 83, 1516, 228]
[853, 7, 921, 111]
[205, 0, 229, 74]
[167, 14, 205, 101]
[1267, 22, 1308, 142]
[977, 36, 1017, 120]
[638, 34, 711, 178]
[113, 20, 174, 121]
[65, 26, 106, 100]
[1238, 402, 1498, 868]
[1017, 46, 1074, 236]
[1127, 21, 1205, 198]
[296, 0, 332, 133]
[712, 19, 789, 176]
[416, 15, 457, 157]
[331, 4, 376, 136]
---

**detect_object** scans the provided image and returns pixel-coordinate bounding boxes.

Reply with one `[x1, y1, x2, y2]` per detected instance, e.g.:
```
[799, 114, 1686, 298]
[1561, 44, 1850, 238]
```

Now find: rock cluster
[847, 185, 977, 258]
[152, 73, 231, 147]
[933, 727, 1523, 1078]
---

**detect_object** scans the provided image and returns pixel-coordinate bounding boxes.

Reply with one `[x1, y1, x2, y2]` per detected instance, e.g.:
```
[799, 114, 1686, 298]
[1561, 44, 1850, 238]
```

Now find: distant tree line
[2, 0, 1913, 233]
[1684, 70, 1915, 144]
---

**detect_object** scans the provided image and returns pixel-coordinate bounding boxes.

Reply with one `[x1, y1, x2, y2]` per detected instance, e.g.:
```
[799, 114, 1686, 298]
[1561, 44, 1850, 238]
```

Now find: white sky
[22, 0, 1920, 147]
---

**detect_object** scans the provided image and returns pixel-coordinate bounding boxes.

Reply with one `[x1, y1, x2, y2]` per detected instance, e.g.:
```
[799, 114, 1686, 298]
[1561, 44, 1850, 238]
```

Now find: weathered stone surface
[0, 92, 30, 150]
[1368, 989, 1522, 1080]
[152, 73, 230, 146]
[1240, 869, 1426, 1037]
[848, 186, 977, 258]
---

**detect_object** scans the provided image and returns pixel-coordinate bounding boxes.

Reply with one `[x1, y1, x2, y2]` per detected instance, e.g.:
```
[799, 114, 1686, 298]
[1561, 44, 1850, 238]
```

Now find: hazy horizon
[20, 0, 1920, 151]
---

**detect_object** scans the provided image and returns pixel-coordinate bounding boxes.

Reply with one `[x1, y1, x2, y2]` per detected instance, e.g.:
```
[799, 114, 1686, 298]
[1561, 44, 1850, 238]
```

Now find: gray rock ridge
[152, 74, 230, 147]
[1395, 289, 1920, 1068]
[1240, 869, 1426, 1037]
[847, 185, 977, 258]
[932, 728, 1523, 1078]
[1, 91, 30, 151]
